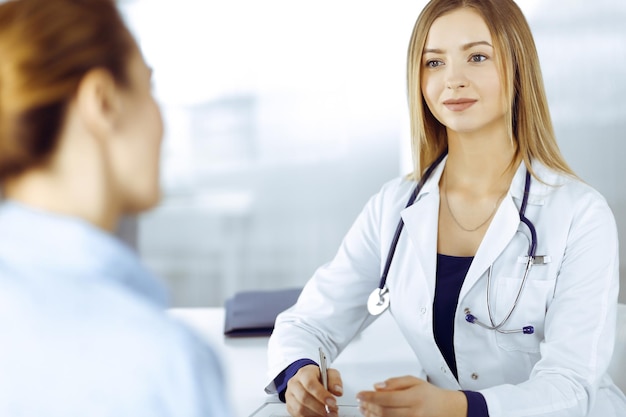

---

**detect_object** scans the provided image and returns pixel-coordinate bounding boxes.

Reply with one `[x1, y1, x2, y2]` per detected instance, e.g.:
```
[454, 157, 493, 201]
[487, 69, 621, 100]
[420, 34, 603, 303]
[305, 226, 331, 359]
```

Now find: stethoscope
[367, 151, 538, 335]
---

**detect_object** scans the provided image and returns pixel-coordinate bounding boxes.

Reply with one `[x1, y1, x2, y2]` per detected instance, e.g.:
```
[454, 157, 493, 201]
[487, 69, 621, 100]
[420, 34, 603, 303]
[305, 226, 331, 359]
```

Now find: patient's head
[0, 0, 163, 224]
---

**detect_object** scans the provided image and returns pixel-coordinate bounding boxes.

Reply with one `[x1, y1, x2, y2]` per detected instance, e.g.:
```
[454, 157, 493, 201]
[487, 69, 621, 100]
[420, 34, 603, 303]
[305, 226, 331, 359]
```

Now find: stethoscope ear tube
[520, 170, 537, 258]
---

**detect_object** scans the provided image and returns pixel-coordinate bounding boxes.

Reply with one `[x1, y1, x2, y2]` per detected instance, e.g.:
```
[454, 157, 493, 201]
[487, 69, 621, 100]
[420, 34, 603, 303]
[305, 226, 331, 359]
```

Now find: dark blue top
[434, 253, 473, 379]
[272, 253, 489, 416]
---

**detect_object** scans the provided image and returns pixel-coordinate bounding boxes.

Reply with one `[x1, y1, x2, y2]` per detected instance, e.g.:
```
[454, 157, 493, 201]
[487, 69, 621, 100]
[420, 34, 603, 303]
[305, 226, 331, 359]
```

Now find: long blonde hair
[406, 0, 574, 181]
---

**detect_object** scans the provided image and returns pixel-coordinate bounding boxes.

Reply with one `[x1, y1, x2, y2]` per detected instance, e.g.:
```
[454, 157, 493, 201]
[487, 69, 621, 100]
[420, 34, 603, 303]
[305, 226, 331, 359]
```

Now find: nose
[445, 64, 469, 90]
[447, 79, 467, 89]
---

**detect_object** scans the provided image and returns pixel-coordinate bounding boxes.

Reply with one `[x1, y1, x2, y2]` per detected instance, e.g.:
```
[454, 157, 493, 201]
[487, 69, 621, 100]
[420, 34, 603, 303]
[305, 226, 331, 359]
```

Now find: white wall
[529, 0, 626, 302]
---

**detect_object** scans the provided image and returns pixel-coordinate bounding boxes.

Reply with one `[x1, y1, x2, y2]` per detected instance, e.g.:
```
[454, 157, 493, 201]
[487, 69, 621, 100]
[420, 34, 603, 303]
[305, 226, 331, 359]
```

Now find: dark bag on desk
[223, 288, 302, 337]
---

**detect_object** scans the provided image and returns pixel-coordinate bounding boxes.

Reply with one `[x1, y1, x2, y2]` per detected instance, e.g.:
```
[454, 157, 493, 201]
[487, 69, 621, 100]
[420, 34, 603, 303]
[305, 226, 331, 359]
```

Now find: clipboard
[223, 288, 302, 337]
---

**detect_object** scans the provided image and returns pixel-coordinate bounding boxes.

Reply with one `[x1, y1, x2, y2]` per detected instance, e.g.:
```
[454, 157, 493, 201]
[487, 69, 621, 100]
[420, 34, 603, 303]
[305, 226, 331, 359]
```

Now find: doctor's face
[420, 8, 507, 136]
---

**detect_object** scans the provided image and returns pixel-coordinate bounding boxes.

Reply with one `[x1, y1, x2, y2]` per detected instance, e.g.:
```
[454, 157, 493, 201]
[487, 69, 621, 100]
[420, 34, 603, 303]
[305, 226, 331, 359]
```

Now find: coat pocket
[493, 277, 555, 352]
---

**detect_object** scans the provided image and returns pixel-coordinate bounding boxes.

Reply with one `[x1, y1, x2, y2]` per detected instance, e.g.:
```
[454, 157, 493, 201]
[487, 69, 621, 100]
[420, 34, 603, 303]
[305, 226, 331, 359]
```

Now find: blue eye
[425, 59, 443, 68]
[470, 54, 487, 63]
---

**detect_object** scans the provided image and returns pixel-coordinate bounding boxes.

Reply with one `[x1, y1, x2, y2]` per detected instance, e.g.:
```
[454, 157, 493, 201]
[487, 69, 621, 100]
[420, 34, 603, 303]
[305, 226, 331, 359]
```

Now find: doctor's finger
[357, 389, 411, 408]
[287, 366, 339, 416]
[286, 380, 337, 417]
[359, 401, 409, 417]
[327, 368, 344, 396]
[373, 375, 423, 391]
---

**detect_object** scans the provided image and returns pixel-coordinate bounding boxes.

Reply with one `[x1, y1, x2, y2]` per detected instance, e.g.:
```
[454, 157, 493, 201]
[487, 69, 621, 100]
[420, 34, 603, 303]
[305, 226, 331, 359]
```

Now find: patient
[0, 0, 230, 415]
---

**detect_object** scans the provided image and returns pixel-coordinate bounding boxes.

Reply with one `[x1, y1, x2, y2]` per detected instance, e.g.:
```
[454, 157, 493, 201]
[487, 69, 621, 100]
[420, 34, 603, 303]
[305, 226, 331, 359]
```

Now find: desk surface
[168, 308, 421, 417]
[171, 305, 626, 416]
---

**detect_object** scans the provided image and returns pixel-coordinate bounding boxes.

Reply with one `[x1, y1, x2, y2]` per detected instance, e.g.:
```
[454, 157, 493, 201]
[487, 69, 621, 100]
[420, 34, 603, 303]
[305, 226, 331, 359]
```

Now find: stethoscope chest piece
[367, 287, 390, 315]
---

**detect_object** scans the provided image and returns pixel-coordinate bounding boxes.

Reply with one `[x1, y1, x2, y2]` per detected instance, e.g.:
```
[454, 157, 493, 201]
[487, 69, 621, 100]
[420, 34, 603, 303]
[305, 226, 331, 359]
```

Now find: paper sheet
[249, 402, 361, 417]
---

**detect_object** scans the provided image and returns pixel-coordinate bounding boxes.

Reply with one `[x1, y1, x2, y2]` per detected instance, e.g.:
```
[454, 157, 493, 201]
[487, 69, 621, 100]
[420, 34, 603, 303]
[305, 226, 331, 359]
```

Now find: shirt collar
[0, 201, 168, 307]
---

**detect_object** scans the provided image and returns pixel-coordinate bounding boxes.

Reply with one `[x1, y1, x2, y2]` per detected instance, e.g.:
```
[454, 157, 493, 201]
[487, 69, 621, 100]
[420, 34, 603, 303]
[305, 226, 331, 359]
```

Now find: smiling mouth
[443, 99, 477, 112]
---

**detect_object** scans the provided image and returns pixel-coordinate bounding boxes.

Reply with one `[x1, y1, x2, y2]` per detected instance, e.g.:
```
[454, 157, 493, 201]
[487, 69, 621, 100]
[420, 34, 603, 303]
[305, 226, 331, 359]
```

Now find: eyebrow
[423, 41, 493, 54]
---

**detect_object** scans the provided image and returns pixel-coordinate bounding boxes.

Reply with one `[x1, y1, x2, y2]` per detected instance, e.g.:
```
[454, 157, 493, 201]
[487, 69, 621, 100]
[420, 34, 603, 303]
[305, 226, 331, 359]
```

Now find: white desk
[169, 306, 626, 416]
[168, 308, 422, 417]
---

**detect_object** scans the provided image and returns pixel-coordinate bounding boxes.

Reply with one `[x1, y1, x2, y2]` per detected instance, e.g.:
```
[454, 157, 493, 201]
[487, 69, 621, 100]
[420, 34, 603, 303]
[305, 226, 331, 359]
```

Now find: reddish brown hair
[0, 0, 135, 180]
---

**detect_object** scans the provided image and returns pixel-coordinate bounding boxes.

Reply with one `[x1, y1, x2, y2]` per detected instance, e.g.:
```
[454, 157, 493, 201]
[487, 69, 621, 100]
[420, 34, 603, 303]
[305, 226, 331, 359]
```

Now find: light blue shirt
[0, 201, 231, 417]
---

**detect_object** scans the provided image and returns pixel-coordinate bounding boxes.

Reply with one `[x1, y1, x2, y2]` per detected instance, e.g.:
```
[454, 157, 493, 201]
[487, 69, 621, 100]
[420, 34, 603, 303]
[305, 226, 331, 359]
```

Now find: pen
[319, 346, 328, 390]
[319, 347, 330, 414]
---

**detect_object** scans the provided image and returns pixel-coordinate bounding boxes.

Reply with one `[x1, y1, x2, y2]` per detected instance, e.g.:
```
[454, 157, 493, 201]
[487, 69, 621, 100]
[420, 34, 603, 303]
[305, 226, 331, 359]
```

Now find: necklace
[443, 170, 508, 232]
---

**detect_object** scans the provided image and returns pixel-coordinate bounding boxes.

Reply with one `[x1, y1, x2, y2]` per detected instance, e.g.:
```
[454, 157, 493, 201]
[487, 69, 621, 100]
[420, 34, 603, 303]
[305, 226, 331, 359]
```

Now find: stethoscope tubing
[377, 150, 448, 291]
[520, 169, 537, 259]
[372, 151, 537, 335]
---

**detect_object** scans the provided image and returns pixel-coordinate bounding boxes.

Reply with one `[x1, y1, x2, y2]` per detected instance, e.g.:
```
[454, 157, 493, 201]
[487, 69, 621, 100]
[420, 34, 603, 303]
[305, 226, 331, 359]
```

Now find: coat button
[471, 373, 479, 380]
[420, 307, 427, 315]
[441, 366, 447, 373]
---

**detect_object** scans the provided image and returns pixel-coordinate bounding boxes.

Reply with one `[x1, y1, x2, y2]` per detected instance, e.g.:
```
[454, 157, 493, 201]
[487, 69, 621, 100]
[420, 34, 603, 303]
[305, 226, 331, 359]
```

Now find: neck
[3, 143, 120, 232]
[4, 171, 119, 232]
[445, 126, 519, 194]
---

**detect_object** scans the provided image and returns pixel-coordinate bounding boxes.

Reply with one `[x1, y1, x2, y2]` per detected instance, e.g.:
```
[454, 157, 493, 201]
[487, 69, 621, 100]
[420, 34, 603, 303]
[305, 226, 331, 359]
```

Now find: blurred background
[116, 0, 626, 307]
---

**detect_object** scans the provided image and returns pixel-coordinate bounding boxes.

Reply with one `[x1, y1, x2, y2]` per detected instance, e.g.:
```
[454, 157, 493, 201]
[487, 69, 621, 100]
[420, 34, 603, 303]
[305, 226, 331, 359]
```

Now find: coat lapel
[399, 159, 446, 301]
[459, 161, 546, 301]
[458, 194, 520, 301]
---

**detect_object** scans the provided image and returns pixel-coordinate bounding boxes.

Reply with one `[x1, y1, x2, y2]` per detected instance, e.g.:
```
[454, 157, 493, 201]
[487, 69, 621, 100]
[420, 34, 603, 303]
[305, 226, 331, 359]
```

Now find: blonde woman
[266, 0, 626, 416]
[0, 0, 230, 415]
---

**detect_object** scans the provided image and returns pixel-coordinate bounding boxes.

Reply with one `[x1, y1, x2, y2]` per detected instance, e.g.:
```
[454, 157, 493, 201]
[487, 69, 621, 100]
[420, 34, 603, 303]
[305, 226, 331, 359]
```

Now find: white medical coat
[267, 158, 626, 417]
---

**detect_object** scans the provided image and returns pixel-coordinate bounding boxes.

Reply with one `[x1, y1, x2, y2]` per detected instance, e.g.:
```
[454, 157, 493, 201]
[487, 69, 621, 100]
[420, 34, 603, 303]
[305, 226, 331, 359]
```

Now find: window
[119, 1, 425, 306]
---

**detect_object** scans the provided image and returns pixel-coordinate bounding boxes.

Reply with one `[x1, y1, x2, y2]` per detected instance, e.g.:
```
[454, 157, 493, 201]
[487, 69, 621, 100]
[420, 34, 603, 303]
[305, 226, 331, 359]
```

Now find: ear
[74, 68, 123, 139]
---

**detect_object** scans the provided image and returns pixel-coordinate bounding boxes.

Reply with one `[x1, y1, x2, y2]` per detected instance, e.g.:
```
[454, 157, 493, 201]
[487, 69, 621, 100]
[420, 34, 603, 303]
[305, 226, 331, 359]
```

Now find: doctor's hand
[356, 376, 467, 417]
[285, 364, 343, 417]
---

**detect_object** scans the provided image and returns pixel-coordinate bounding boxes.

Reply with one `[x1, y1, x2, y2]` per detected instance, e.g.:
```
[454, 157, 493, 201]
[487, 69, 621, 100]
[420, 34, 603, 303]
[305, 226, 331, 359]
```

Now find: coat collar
[403, 156, 560, 206]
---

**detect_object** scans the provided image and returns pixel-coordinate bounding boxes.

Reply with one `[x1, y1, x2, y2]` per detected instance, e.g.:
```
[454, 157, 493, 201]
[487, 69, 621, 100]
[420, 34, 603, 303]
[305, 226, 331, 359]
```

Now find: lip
[443, 98, 477, 112]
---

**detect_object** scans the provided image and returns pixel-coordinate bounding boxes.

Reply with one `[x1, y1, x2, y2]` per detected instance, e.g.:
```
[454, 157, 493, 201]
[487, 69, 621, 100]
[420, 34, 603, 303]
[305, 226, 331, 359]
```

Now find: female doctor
[266, 0, 626, 416]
